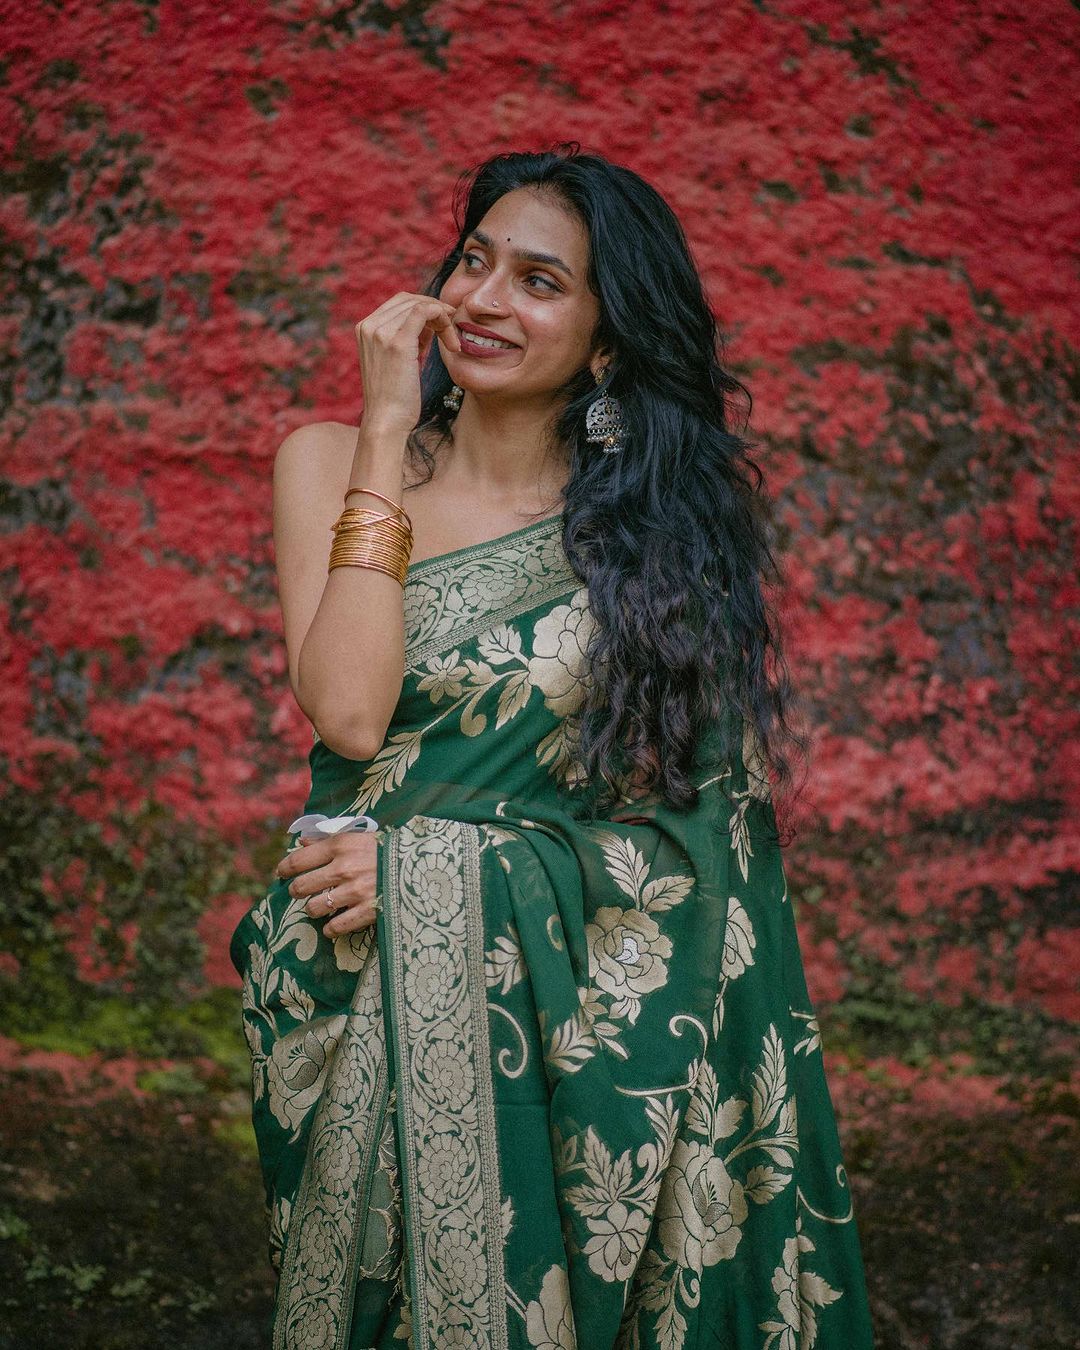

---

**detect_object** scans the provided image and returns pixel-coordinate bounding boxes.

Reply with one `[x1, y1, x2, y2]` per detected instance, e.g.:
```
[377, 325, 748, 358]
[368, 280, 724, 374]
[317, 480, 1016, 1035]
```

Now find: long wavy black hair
[403, 144, 808, 839]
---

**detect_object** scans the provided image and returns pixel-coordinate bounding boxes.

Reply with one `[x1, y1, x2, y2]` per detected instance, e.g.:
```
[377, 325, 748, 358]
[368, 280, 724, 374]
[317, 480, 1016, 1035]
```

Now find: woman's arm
[274, 419, 410, 760]
[274, 294, 460, 761]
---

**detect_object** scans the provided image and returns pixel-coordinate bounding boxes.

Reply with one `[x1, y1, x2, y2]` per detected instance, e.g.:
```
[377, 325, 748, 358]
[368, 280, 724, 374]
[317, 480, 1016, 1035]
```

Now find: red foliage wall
[1, 2, 1077, 1061]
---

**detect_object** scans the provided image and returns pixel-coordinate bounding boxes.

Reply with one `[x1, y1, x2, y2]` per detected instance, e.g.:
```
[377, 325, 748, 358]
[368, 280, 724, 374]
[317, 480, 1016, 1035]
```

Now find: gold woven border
[384, 815, 509, 1350]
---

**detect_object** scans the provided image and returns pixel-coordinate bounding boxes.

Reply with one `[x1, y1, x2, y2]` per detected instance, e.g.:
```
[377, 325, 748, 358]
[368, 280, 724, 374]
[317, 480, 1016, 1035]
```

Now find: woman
[231, 145, 875, 1349]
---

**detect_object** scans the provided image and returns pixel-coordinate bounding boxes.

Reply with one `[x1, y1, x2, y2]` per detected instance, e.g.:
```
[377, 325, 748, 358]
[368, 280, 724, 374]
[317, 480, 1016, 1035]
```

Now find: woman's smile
[455, 323, 520, 356]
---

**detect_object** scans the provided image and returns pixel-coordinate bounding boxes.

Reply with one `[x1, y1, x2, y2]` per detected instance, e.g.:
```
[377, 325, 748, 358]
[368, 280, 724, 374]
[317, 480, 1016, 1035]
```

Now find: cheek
[439, 276, 468, 306]
[523, 309, 583, 357]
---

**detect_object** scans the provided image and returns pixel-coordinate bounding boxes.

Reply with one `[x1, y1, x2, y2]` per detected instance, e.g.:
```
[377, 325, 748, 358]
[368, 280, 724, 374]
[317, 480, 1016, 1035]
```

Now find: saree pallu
[230, 514, 874, 1349]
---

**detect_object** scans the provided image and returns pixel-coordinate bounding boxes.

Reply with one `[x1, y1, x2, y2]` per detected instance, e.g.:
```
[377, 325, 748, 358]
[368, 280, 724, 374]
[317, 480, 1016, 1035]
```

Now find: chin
[447, 367, 522, 390]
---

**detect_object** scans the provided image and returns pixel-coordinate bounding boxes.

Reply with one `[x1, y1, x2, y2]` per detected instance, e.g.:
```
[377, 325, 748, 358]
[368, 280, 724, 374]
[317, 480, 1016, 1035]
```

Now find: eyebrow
[465, 229, 575, 280]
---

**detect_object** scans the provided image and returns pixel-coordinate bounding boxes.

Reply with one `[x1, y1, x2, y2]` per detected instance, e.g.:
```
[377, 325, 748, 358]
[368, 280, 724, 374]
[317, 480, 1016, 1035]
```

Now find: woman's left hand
[275, 832, 380, 939]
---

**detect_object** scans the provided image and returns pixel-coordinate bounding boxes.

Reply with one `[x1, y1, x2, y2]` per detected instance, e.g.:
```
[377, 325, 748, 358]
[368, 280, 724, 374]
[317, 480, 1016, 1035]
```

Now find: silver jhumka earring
[443, 383, 464, 412]
[585, 366, 627, 454]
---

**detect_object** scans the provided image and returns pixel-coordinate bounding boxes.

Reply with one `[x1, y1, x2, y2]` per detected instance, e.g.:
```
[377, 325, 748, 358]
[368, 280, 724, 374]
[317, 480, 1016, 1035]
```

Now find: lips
[456, 323, 520, 351]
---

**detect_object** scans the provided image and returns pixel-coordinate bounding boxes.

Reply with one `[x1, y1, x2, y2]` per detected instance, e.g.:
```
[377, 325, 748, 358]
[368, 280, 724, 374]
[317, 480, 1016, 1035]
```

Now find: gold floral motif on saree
[345, 584, 595, 816]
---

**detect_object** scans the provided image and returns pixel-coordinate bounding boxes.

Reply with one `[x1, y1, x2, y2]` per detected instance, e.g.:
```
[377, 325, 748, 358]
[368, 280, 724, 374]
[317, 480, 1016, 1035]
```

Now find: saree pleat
[231, 514, 874, 1349]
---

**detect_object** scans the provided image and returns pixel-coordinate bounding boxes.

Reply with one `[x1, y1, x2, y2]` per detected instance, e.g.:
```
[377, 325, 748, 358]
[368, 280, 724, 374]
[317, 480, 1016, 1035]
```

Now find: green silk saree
[230, 513, 874, 1349]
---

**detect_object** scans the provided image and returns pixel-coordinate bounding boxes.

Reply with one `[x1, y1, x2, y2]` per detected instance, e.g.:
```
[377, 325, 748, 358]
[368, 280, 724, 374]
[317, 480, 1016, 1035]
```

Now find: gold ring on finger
[324, 886, 338, 912]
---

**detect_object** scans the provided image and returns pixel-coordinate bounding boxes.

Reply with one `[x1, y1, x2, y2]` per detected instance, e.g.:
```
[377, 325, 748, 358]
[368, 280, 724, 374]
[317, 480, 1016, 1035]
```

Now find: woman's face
[437, 187, 604, 402]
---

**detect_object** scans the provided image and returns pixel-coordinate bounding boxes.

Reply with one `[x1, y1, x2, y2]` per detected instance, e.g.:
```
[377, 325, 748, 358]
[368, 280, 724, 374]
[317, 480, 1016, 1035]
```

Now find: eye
[461, 252, 560, 293]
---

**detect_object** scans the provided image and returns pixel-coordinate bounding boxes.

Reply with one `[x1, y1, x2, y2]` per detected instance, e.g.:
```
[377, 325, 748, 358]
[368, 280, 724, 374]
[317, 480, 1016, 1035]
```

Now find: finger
[306, 887, 343, 918]
[401, 304, 462, 360]
[420, 317, 461, 365]
[277, 839, 333, 880]
[288, 861, 343, 902]
[374, 293, 456, 317]
[366, 299, 460, 349]
[368, 291, 452, 313]
[303, 877, 358, 917]
[325, 900, 378, 939]
[359, 292, 446, 326]
[429, 308, 462, 351]
[358, 295, 454, 337]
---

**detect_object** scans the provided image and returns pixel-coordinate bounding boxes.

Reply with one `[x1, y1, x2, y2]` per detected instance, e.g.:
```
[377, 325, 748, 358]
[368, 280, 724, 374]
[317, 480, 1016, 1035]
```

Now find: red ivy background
[1, 2, 1077, 1343]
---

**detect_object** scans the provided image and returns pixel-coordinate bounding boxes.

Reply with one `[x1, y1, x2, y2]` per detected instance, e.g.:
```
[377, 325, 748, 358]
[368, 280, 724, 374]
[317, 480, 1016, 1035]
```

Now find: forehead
[474, 187, 589, 268]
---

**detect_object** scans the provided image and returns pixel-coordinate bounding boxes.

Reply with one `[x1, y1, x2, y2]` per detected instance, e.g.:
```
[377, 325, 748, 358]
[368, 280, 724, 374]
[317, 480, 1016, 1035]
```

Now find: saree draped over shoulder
[230, 514, 874, 1350]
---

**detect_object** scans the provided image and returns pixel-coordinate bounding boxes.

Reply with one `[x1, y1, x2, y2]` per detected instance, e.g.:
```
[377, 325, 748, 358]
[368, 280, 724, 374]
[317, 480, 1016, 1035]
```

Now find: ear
[589, 347, 613, 382]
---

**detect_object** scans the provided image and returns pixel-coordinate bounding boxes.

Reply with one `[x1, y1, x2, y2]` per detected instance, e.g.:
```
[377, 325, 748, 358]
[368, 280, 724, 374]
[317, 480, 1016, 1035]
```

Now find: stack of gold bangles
[328, 487, 413, 585]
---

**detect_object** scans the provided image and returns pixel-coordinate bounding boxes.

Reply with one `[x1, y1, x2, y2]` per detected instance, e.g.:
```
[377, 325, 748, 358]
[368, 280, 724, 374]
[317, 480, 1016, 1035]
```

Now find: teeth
[461, 329, 514, 349]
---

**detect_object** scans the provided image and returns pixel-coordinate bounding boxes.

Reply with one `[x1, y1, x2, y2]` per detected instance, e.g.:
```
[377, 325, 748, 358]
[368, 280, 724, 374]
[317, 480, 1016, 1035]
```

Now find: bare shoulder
[274, 420, 357, 483]
[274, 423, 361, 545]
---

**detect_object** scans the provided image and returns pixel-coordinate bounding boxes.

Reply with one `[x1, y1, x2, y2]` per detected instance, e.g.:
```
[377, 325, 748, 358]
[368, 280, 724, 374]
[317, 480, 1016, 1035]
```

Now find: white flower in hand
[287, 812, 378, 839]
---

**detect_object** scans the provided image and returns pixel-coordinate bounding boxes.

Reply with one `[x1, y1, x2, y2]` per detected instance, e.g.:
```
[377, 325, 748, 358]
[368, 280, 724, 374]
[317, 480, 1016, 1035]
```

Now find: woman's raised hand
[275, 832, 381, 938]
[354, 292, 461, 434]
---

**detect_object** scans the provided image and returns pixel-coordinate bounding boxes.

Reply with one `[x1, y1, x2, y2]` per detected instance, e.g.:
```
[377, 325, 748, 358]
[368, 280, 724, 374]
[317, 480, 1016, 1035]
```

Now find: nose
[465, 271, 511, 315]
